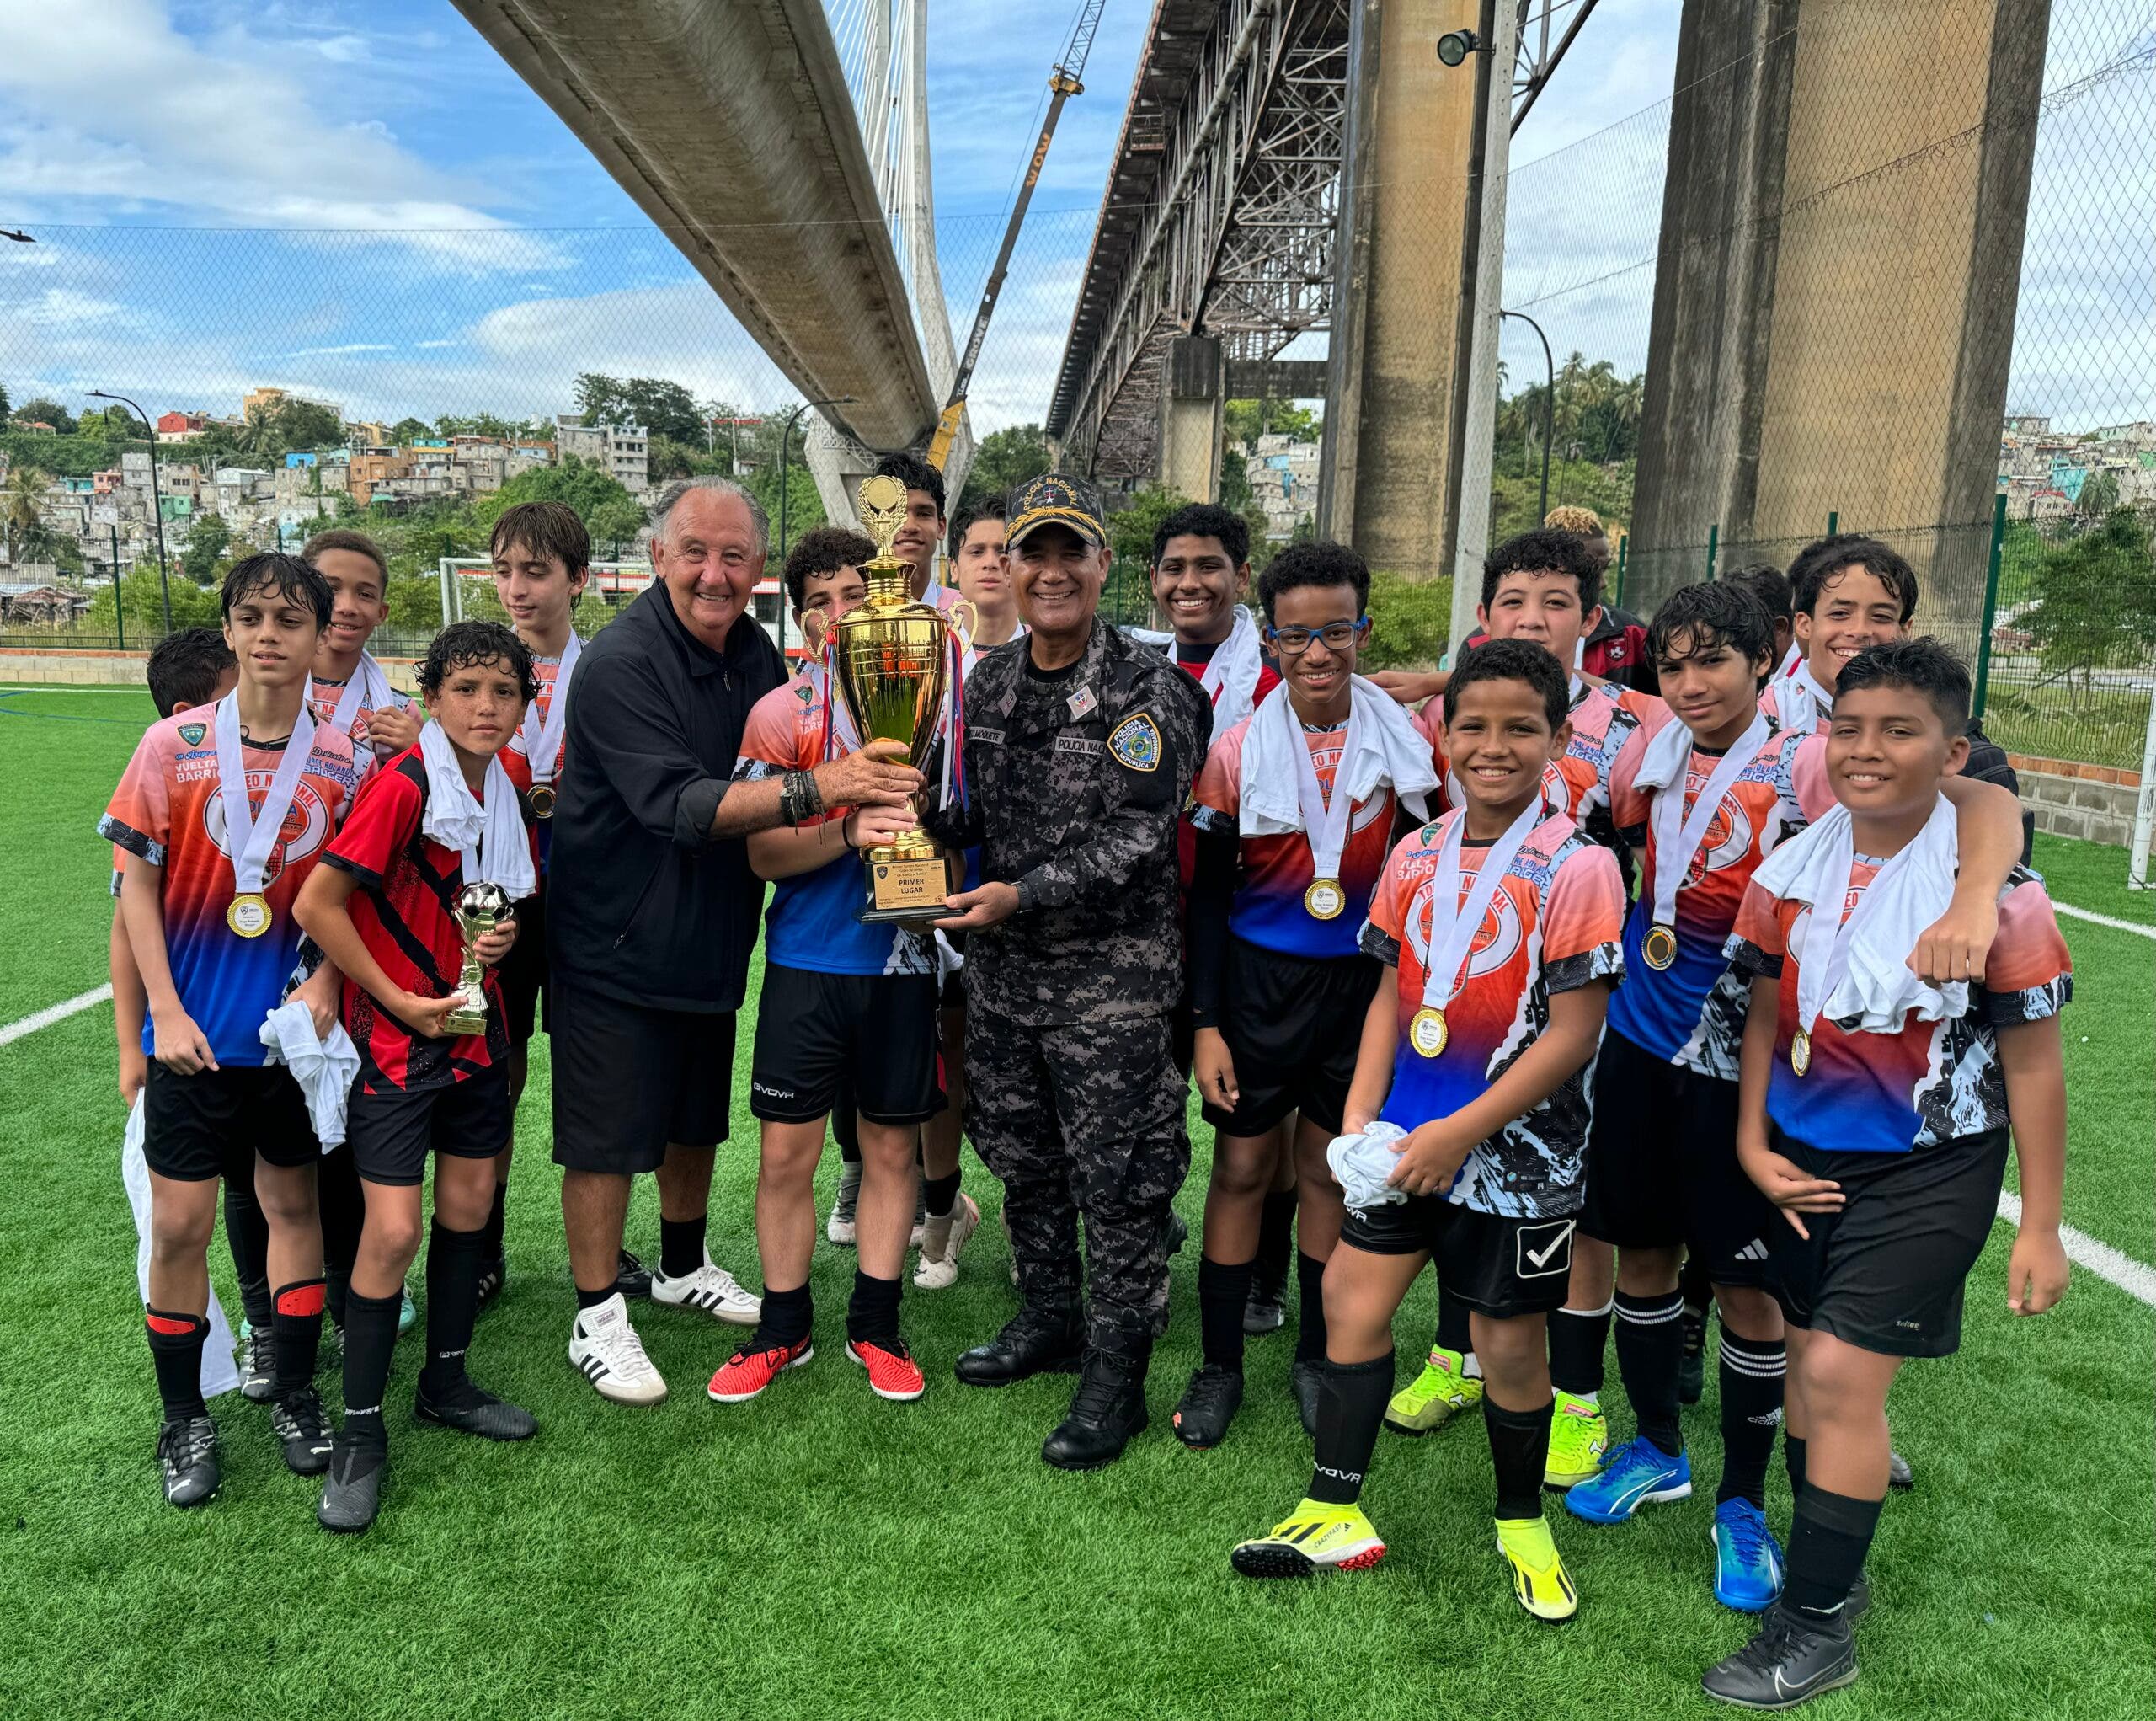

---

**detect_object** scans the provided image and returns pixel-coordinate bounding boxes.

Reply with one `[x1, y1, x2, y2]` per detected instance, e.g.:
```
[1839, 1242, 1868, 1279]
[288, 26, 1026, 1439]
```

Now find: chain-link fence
[1, 2, 2149, 771]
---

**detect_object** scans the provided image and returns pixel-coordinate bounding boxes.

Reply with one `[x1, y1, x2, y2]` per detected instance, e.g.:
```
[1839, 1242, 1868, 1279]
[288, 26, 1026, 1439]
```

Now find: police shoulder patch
[1108, 711, 1162, 772]
[178, 723, 207, 747]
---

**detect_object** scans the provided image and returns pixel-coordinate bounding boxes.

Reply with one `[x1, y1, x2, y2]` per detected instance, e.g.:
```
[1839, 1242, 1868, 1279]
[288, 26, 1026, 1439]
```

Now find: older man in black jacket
[548, 476, 920, 1406]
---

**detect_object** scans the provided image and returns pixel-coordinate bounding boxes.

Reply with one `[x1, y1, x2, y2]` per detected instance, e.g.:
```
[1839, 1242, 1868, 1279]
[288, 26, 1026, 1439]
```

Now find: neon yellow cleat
[1497, 1515, 1579, 1621]
[1543, 1389, 1609, 1488]
[1384, 1346, 1484, 1435]
[1230, 1499, 1388, 1579]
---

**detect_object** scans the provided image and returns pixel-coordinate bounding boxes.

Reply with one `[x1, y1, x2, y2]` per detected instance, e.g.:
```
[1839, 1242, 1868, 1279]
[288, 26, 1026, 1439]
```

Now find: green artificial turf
[2, 685, 2149, 1720]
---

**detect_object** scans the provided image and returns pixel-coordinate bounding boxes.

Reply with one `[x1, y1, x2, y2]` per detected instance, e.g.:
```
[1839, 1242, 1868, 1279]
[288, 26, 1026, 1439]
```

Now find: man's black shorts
[1579, 1028, 1777, 1285]
[1199, 940, 1380, 1137]
[496, 890, 547, 1045]
[144, 1061, 320, 1183]
[1341, 1195, 1577, 1319]
[348, 1068, 513, 1188]
[549, 986, 735, 1175]
[750, 965, 942, 1127]
[1769, 1123, 2009, 1359]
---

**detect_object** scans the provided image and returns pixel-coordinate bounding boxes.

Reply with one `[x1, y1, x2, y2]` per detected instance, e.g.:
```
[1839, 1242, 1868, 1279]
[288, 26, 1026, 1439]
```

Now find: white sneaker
[651, 1253, 761, 1326]
[914, 1192, 981, 1291]
[568, 1293, 668, 1405]
[826, 1165, 862, 1247]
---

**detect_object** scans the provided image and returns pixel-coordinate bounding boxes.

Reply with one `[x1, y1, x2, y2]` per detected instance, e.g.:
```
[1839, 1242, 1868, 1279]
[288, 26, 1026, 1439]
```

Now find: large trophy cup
[443, 880, 512, 1034]
[830, 473, 958, 925]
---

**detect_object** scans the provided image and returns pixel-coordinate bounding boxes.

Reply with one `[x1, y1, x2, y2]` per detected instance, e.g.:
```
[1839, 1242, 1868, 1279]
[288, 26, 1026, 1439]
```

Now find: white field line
[1996, 1191, 2156, 1310]
[2053, 901, 2156, 941]
[0, 984, 111, 1046]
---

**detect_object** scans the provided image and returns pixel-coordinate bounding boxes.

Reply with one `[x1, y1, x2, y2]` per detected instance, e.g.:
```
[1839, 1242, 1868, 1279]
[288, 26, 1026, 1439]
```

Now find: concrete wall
[1320, 0, 1486, 577]
[2013, 755, 2140, 848]
[1158, 336, 1225, 503]
[1630, 0, 2051, 624]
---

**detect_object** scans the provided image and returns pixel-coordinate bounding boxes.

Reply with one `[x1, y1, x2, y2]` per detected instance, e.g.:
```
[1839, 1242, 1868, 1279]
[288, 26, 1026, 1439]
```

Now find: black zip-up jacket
[546, 583, 784, 1013]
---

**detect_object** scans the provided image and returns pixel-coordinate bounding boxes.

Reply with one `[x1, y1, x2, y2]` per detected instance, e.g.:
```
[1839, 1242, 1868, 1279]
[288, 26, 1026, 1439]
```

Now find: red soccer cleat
[847, 1338, 926, 1402]
[707, 1336, 813, 1403]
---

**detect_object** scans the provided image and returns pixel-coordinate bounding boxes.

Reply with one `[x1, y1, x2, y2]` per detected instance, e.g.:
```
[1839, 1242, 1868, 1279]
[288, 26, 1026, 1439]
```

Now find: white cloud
[0, 2, 561, 272]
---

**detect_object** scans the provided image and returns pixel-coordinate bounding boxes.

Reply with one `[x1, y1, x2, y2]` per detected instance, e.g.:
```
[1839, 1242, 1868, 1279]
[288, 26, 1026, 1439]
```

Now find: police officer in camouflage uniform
[924, 473, 1211, 1470]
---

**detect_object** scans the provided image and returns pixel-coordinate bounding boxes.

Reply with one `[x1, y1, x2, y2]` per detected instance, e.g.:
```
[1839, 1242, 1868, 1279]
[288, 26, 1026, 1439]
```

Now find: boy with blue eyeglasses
[1174, 542, 1438, 1450]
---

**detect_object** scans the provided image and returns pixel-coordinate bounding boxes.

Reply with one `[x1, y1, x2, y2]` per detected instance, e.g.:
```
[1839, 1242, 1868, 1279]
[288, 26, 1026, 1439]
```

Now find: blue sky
[0, 1, 2143, 435]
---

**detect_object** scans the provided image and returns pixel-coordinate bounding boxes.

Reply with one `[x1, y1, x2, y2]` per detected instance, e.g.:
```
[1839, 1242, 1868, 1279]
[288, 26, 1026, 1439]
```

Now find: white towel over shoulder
[1239, 676, 1438, 835]
[419, 719, 536, 901]
[1752, 795, 1968, 1033]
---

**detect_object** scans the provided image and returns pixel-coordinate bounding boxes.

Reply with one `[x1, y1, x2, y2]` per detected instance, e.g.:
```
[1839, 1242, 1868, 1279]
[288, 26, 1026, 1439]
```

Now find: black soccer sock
[222, 1178, 272, 1330]
[1294, 1252, 1329, 1364]
[1306, 1351, 1393, 1506]
[1254, 1189, 1297, 1297]
[1435, 1282, 1474, 1356]
[1485, 1394, 1556, 1522]
[1785, 1483, 1884, 1618]
[575, 1283, 616, 1312]
[1613, 1288, 1686, 1456]
[659, 1213, 707, 1280]
[482, 1179, 509, 1257]
[1785, 1432, 1808, 1499]
[834, 1103, 862, 1165]
[1549, 1298, 1613, 1399]
[339, 1288, 401, 1455]
[318, 1145, 365, 1326]
[755, 1282, 814, 1350]
[146, 1309, 211, 1422]
[1198, 1255, 1254, 1371]
[922, 1169, 961, 1221]
[270, 1278, 326, 1400]
[420, 1220, 487, 1396]
[1716, 1332, 1787, 1508]
[846, 1269, 904, 1348]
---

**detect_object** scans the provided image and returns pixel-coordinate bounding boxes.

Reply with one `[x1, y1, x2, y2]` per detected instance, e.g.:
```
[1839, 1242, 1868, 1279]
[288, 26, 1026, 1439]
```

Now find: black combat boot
[1041, 1341, 1150, 1471]
[954, 1304, 1085, 1387]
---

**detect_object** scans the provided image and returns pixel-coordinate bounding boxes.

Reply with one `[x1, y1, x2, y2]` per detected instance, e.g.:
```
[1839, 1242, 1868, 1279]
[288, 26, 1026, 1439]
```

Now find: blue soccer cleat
[1565, 1435, 1693, 1524]
[1711, 1497, 1785, 1612]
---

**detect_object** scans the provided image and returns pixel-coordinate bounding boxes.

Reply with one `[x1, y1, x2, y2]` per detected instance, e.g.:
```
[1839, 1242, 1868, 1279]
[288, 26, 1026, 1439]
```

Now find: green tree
[954, 422, 1053, 517]
[2075, 470, 2121, 520]
[12, 397, 74, 435]
[2026, 505, 2156, 708]
[1101, 484, 1190, 626]
[573, 374, 705, 445]
[86, 565, 221, 635]
[389, 417, 433, 445]
[3, 462, 54, 563]
[232, 403, 280, 458]
[0, 382, 9, 419]
[1224, 398, 1320, 451]
[475, 457, 648, 556]
[275, 397, 344, 452]
[1361, 569, 1454, 670]
[179, 511, 232, 582]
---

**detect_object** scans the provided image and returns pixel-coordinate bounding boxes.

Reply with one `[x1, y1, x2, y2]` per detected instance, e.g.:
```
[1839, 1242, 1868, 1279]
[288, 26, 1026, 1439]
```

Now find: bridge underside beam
[451, 0, 937, 452]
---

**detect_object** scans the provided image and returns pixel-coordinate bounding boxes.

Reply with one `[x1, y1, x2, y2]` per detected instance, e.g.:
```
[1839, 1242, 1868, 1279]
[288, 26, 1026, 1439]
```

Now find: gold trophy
[442, 881, 511, 1034]
[830, 473, 958, 925]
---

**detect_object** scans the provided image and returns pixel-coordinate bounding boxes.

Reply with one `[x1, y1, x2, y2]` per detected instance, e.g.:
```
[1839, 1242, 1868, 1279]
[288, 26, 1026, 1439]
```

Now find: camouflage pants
[964, 1009, 1192, 1351]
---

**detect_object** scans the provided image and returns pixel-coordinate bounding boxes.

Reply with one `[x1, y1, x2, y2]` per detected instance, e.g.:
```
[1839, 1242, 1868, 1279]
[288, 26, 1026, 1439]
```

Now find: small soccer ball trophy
[443, 880, 512, 1035]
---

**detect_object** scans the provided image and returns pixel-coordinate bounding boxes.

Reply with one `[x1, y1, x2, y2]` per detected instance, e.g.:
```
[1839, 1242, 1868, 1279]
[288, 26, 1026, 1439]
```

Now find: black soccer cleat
[475, 1253, 508, 1312]
[1887, 1450, 1913, 1491]
[317, 1440, 387, 1534]
[157, 1414, 221, 1509]
[271, 1386, 335, 1476]
[414, 1376, 538, 1440]
[1171, 1364, 1246, 1449]
[1701, 1604, 1858, 1709]
[614, 1249, 654, 1301]
[1242, 1287, 1286, 1337]
[238, 1327, 276, 1403]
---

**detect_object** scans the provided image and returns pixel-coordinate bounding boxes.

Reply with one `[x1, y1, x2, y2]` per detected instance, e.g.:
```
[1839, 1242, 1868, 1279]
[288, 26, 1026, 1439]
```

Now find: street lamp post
[1497, 311, 1556, 525]
[776, 397, 855, 563]
[88, 390, 173, 633]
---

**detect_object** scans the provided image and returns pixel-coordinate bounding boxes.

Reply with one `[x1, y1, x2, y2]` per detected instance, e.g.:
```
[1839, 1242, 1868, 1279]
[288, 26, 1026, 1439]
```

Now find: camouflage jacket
[925, 616, 1212, 1026]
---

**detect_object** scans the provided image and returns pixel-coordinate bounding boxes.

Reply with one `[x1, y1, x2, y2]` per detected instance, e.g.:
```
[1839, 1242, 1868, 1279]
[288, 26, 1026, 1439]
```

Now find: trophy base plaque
[861, 846, 952, 925]
[443, 997, 487, 1036]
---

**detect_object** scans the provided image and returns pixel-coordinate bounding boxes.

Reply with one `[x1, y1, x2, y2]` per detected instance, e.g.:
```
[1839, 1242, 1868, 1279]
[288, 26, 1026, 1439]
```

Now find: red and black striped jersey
[321, 746, 536, 1091]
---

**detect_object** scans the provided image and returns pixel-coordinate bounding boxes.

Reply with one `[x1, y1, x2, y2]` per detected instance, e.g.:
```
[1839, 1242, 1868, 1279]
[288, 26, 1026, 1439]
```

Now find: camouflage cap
[1006, 472, 1108, 552]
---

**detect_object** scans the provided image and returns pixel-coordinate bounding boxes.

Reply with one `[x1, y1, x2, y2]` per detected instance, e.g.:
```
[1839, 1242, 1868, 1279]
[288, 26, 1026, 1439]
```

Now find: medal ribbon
[516, 631, 581, 786]
[1648, 714, 1769, 939]
[1284, 693, 1355, 887]
[323, 650, 393, 739]
[1794, 822, 1933, 1045]
[1418, 798, 1541, 1015]
[213, 692, 317, 899]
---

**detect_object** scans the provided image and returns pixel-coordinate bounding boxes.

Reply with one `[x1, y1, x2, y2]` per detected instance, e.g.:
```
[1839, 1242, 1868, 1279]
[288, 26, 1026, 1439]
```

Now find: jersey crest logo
[1107, 713, 1161, 772]
[178, 723, 207, 747]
